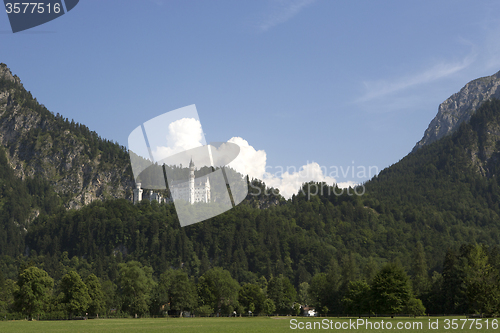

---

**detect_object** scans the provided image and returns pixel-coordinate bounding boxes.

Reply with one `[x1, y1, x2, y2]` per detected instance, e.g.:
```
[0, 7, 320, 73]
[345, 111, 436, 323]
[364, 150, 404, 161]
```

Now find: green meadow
[1, 316, 498, 333]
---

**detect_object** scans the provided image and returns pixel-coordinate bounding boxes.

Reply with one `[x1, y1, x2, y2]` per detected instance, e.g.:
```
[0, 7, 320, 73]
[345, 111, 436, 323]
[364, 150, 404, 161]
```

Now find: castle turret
[189, 158, 195, 204]
[149, 190, 162, 203]
[133, 182, 143, 204]
[205, 177, 211, 203]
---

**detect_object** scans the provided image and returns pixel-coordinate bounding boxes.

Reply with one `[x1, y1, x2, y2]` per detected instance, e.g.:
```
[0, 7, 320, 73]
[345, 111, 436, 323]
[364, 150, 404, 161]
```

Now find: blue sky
[2, 0, 500, 197]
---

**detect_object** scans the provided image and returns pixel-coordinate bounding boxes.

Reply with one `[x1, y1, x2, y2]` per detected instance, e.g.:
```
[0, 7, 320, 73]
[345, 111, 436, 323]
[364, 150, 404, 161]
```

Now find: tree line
[2, 241, 500, 320]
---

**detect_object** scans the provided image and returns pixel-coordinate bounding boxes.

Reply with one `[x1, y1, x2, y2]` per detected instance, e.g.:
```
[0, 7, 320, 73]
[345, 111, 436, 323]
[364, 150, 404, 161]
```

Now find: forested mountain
[365, 98, 500, 269]
[18, 95, 500, 281]
[413, 69, 500, 151]
[0, 63, 134, 210]
[1, 64, 500, 318]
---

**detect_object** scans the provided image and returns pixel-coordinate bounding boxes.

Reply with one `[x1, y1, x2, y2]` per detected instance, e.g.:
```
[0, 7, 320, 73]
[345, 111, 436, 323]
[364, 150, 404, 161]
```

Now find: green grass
[0, 316, 498, 333]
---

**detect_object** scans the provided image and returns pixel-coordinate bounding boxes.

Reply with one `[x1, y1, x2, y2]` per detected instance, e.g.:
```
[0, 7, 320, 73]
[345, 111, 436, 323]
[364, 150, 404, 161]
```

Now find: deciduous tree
[60, 270, 91, 318]
[159, 269, 197, 317]
[197, 267, 239, 315]
[370, 263, 412, 315]
[15, 266, 54, 319]
[118, 261, 156, 317]
[84, 274, 106, 317]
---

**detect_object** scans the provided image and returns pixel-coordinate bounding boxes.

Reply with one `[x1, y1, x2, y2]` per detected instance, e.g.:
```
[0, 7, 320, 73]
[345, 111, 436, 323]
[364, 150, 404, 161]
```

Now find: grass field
[0, 316, 498, 332]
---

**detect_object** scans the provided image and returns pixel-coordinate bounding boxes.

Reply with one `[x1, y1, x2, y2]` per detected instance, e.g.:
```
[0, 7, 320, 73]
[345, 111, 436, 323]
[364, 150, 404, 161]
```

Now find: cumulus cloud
[151, 124, 353, 199]
[226, 137, 355, 199]
[227, 137, 267, 180]
[152, 117, 204, 161]
[263, 161, 337, 198]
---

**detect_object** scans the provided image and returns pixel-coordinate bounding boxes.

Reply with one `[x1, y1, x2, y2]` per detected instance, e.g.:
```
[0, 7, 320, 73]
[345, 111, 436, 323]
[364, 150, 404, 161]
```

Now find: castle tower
[189, 158, 195, 204]
[205, 178, 211, 203]
[133, 182, 143, 204]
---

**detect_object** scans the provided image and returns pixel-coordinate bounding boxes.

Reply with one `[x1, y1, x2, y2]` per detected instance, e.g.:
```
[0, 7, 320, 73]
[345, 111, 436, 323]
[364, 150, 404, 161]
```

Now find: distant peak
[0, 63, 21, 86]
[412, 69, 500, 153]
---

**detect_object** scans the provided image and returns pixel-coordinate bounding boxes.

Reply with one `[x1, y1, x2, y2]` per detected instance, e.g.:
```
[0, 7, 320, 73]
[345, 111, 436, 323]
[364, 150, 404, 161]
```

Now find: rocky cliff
[0, 63, 134, 208]
[412, 69, 500, 152]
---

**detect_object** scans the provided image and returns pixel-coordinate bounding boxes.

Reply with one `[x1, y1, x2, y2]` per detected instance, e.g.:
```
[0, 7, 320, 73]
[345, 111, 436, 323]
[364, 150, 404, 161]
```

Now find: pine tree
[411, 242, 429, 297]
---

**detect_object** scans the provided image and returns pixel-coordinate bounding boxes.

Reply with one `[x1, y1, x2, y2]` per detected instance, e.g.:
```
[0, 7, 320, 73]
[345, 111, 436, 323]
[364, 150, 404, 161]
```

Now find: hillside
[0, 63, 135, 209]
[413, 69, 500, 151]
[18, 100, 500, 278]
[365, 99, 500, 266]
[2, 65, 500, 316]
[1, 64, 500, 275]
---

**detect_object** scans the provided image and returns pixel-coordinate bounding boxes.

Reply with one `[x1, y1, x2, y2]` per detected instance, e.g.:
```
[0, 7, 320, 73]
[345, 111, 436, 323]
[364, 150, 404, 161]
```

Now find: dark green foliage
[464, 244, 500, 315]
[117, 261, 156, 316]
[307, 260, 343, 315]
[261, 298, 276, 315]
[404, 298, 426, 316]
[60, 270, 91, 317]
[238, 283, 266, 313]
[411, 242, 430, 298]
[342, 280, 371, 315]
[370, 262, 412, 314]
[0, 145, 61, 257]
[267, 274, 297, 314]
[84, 274, 106, 316]
[14, 266, 54, 319]
[197, 267, 239, 315]
[158, 269, 197, 316]
[366, 100, 500, 269]
[5, 101, 500, 300]
[297, 282, 311, 306]
[101, 280, 119, 315]
[308, 272, 328, 313]
[441, 248, 468, 313]
[0, 276, 17, 314]
[437, 244, 500, 315]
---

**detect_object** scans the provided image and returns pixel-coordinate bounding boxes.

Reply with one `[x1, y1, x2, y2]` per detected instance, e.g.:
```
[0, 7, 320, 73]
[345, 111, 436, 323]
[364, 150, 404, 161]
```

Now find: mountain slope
[22, 100, 500, 283]
[2, 64, 500, 295]
[366, 99, 500, 254]
[0, 63, 135, 208]
[413, 70, 500, 152]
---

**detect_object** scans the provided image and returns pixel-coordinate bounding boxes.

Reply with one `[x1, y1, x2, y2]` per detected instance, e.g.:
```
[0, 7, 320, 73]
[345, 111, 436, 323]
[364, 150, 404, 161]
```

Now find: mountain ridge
[0, 63, 135, 209]
[412, 69, 500, 152]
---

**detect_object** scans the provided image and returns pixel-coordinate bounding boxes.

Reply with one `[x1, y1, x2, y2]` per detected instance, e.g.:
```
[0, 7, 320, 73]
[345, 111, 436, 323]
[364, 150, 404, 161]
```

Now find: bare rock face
[413, 70, 500, 152]
[0, 64, 21, 85]
[0, 63, 134, 209]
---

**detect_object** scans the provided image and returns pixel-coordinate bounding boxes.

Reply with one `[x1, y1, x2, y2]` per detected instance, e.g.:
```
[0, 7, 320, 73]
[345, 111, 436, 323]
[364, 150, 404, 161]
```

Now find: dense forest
[2, 61, 500, 318]
[1, 239, 499, 319]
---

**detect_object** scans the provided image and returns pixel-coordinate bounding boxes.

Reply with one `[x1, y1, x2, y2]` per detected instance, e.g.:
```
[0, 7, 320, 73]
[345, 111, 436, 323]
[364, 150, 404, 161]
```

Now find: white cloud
[259, 0, 316, 32]
[227, 137, 354, 199]
[227, 137, 267, 180]
[358, 55, 475, 103]
[263, 161, 337, 198]
[153, 117, 204, 161]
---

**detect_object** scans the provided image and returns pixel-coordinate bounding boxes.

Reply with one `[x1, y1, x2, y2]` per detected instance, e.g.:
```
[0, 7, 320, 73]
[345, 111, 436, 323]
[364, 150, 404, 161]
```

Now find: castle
[133, 159, 211, 204]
